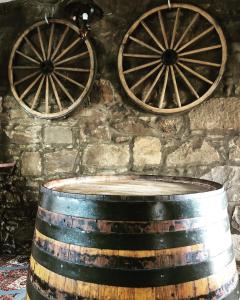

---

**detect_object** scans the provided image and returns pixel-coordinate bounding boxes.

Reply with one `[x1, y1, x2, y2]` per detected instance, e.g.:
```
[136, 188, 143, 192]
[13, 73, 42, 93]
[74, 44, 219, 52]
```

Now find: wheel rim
[9, 19, 96, 119]
[118, 3, 227, 114]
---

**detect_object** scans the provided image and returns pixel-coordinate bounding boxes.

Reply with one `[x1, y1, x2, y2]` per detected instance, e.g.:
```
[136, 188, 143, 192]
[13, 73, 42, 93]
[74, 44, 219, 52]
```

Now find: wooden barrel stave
[33, 220, 233, 271]
[27, 258, 238, 299]
[30, 240, 235, 287]
[27, 176, 239, 299]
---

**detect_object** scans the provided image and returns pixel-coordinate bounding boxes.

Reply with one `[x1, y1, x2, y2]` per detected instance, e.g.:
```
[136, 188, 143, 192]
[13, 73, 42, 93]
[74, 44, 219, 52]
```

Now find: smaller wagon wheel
[9, 19, 96, 119]
[118, 4, 227, 114]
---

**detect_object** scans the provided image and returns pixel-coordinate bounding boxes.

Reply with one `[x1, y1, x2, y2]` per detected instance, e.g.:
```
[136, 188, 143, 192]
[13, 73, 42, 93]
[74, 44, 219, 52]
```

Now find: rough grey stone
[232, 234, 240, 262]
[44, 150, 78, 175]
[201, 166, 240, 204]
[79, 123, 111, 142]
[133, 137, 161, 168]
[229, 137, 240, 162]
[189, 98, 240, 131]
[21, 152, 42, 176]
[232, 206, 240, 232]
[166, 140, 220, 168]
[44, 126, 73, 144]
[153, 117, 183, 135]
[112, 118, 158, 136]
[6, 126, 41, 144]
[83, 144, 129, 169]
[92, 79, 115, 105]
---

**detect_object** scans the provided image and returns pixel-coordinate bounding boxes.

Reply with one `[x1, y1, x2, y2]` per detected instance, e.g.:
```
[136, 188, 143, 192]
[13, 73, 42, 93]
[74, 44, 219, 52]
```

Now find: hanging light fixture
[65, 0, 103, 38]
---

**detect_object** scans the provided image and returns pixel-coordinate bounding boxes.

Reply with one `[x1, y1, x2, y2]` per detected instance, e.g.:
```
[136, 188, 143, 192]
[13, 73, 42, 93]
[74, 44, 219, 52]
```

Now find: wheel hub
[40, 60, 54, 75]
[161, 49, 178, 66]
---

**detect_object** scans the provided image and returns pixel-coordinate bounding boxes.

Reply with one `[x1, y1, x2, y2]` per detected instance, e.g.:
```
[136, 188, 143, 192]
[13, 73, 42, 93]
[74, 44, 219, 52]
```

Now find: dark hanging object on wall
[26, 176, 239, 299]
[118, 3, 227, 115]
[65, 0, 103, 38]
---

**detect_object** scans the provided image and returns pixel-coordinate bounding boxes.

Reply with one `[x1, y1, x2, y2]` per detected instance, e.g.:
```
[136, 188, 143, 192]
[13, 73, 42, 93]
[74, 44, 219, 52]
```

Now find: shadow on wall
[0, 168, 36, 255]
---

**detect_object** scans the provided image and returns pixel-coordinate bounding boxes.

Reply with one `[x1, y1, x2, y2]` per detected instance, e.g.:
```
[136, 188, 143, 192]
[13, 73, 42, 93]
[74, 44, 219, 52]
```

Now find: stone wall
[0, 0, 240, 256]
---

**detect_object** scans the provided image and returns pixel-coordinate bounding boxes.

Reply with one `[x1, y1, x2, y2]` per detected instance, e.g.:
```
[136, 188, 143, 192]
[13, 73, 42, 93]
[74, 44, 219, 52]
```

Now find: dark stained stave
[31, 242, 234, 287]
[35, 216, 230, 250]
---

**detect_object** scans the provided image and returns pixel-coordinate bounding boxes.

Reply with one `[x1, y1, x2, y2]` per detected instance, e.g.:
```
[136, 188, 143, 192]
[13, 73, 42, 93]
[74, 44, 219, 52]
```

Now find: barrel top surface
[42, 175, 223, 198]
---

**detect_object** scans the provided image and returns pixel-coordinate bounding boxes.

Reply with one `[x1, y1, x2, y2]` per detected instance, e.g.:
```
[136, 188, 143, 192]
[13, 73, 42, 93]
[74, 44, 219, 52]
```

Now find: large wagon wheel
[9, 19, 96, 119]
[118, 3, 227, 114]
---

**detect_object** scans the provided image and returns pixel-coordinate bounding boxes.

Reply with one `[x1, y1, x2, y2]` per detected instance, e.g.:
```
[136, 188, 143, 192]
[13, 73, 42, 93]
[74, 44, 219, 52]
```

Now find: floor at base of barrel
[0, 255, 28, 300]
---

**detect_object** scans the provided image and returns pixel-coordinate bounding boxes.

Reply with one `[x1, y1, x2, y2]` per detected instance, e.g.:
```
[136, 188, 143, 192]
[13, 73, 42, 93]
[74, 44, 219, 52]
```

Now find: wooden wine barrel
[26, 176, 239, 300]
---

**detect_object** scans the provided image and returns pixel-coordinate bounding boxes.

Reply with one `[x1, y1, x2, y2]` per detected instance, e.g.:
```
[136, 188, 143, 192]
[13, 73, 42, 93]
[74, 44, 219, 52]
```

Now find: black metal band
[35, 216, 230, 250]
[34, 238, 217, 270]
[39, 191, 227, 221]
[27, 269, 239, 300]
[31, 242, 234, 288]
[27, 279, 47, 300]
[37, 205, 229, 234]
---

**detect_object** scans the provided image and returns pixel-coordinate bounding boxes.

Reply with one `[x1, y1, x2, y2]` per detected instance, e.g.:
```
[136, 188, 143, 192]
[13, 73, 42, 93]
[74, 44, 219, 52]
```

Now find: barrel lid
[42, 175, 223, 199]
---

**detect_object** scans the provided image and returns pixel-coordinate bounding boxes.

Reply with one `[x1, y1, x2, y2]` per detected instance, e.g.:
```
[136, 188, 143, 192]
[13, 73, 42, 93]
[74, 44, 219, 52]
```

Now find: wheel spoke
[53, 37, 81, 63]
[54, 51, 89, 66]
[24, 37, 43, 61]
[130, 63, 162, 91]
[37, 27, 46, 60]
[51, 26, 70, 61]
[55, 71, 85, 89]
[170, 66, 181, 107]
[13, 66, 39, 69]
[174, 64, 199, 98]
[123, 53, 161, 59]
[20, 73, 42, 100]
[174, 13, 199, 51]
[177, 61, 213, 84]
[141, 21, 165, 51]
[123, 59, 161, 74]
[47, 23, 55, 60]
[158, 11, 169, 49]
[45, 76, 49, 113]
[52, 73, 75, 103]
[15, 71, 40, 86]
[49, 75, 63, 111]
[177, 26, 215, 53]
[55, 67, 90, 72]
[143, 65, 165, 103]
[179, 57, 221, 67]
[31, 76, 45, 109]
[129, 36, 162, 55]
[179, 45, 222, 57]
[16, 50, 40, 64]
[159, 66, 169, 108]
[170, 8, 180, 49]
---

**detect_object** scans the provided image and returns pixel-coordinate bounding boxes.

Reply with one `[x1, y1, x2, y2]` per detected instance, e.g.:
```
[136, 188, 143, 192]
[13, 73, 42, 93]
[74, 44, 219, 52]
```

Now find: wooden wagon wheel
[118, 3, 227, 114]
[9, 19, 96, 119]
